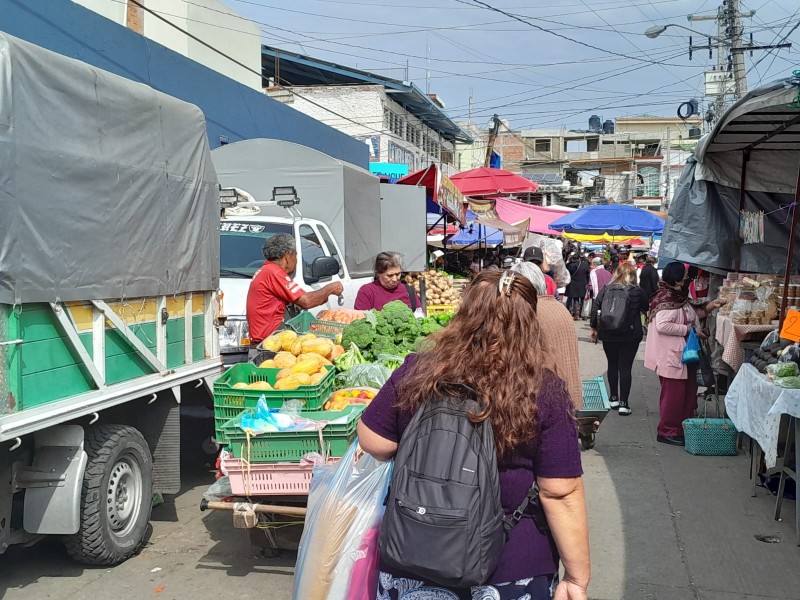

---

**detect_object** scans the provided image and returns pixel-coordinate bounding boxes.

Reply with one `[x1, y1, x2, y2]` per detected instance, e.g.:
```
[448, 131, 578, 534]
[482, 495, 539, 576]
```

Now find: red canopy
[450, 167, 539, 197]
[494, 198, 574, 236]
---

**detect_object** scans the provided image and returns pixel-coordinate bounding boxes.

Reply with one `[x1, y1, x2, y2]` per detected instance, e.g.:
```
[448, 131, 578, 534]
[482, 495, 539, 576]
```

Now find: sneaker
[618, 401, 631, 416]
[609, 396, 620, 410]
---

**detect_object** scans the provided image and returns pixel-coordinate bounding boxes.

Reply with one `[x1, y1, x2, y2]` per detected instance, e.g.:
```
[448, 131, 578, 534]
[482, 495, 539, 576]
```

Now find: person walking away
[643, 263, 727, 445]
[354, 251, 421, 312]
[588, 257, 612, 301]
[523, 246, 557, 295]
[590, 263, 649, 415]
[246, 233, 343, 350]
[513, 261, 582, 408]
[358, 270, 591, 600]
[639, 255, 660, 299]
[565, 253, 590, 320]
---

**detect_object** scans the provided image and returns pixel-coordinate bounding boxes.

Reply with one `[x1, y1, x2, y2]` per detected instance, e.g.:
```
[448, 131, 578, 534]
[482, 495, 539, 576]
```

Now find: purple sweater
[360, 355, 582, 585]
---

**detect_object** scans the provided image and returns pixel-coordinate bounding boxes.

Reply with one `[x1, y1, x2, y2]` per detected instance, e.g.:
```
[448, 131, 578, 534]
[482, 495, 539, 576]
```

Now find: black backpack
[599, 284, 633, 332]
[379, 388, 544, 588]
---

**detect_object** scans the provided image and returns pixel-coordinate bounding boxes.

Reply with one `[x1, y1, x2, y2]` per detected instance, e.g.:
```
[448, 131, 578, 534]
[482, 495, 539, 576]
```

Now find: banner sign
[369, 162, 409, 179]
[437, 174, 468, 224]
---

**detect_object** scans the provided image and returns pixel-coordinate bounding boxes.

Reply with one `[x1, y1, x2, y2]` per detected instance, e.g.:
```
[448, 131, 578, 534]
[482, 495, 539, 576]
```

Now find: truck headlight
[219, 317, 250, 353]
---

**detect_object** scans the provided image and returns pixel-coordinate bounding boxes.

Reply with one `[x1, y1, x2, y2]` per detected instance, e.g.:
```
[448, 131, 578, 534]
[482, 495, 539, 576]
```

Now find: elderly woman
[644, 263, 727, 446]
[358, 270, 590, 600]
[354, 251, 421, 312]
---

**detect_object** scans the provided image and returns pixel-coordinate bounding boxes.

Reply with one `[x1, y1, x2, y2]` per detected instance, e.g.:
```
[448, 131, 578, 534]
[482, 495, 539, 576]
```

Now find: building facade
[74, 0, 262, 90]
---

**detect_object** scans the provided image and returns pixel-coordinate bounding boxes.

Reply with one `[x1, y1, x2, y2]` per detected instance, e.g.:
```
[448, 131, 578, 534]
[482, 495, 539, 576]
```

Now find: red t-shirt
[246, 262, 305, 343]
[544, 275, 558, 296]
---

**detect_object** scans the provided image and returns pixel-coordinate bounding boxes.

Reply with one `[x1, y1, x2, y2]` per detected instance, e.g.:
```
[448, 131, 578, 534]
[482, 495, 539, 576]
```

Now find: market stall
[659, 74, 800, 542]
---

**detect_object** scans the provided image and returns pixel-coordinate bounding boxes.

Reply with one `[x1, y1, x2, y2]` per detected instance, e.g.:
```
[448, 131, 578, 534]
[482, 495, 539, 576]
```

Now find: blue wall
[2, 0, 368, 168]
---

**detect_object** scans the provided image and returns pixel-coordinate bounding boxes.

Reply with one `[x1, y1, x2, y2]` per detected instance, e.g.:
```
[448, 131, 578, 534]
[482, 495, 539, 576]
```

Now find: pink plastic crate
[222, 457, 335, 497]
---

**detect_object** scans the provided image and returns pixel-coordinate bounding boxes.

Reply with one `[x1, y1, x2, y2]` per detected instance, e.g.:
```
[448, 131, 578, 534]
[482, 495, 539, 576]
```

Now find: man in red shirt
[246, 233, 343, 344]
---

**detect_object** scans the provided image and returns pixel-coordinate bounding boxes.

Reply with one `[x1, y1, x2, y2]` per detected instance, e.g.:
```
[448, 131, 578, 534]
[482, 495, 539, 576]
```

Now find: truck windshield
[220, 222, 292, 277]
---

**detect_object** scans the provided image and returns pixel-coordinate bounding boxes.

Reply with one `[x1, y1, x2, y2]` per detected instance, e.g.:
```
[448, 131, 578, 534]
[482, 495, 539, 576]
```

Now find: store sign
[438, 174, 468, 224]
[503, 228, 525, 247]
[369, 162, 409, 179]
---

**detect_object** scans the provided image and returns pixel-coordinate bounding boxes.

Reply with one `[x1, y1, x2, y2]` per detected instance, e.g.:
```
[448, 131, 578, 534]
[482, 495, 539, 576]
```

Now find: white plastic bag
[292, 441, 392, 600]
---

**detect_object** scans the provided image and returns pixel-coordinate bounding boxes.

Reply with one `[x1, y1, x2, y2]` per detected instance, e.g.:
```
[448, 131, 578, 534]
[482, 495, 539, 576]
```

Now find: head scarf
[649, 280, 690, 317]
[512, 261, 547, 295]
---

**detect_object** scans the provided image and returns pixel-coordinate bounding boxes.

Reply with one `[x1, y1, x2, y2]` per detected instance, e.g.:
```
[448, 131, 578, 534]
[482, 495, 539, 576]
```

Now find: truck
[210, 138, 428, 363]
[0, 32, 223, 564]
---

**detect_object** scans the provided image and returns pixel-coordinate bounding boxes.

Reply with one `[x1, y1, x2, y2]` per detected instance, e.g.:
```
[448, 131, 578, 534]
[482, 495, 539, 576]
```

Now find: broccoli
[370, 336, 400, 358]
[381, 300, 415, 331]
[419, 317, 443, 336]
[395, 318, 421, 345]
[373, 311, 394, 339]
[341, 319, 376, 351]
[434, 312, 454, 327]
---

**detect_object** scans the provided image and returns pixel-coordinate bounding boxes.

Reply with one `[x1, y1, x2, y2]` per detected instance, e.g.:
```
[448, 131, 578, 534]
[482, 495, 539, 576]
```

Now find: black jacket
[565, 259, 590, 298]
[590, 285, 649, 342]
[639, 263, 660, 299]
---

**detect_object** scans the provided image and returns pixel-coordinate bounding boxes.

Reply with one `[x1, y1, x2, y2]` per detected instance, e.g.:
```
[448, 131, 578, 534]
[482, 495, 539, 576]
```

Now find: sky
[220, 0, 800, 131]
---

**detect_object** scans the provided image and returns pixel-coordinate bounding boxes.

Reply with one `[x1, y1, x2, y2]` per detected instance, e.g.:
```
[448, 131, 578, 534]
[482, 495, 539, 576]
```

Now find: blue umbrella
[448, 220, 504, 247]
[549, 204, 665, 236]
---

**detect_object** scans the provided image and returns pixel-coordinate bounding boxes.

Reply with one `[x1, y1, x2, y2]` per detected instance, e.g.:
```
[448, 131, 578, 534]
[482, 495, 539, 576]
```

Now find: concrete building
[262, 47, 472, 176]
[74, 0, 262, 90]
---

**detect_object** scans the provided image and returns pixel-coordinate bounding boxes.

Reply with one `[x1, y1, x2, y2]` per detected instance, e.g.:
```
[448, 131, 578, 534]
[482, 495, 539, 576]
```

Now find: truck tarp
[0, 32, 220, 305]
[211, 139, 383, 279]
[660, 78, 800, 274]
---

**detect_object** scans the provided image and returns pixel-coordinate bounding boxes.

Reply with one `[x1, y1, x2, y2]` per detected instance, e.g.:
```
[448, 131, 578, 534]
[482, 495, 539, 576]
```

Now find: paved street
[2, 321, 800, 600]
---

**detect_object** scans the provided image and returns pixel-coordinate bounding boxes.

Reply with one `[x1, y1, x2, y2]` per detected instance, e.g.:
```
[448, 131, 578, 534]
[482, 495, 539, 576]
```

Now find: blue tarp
[448, 212, 504, 247]
[549, 204, 665, 236]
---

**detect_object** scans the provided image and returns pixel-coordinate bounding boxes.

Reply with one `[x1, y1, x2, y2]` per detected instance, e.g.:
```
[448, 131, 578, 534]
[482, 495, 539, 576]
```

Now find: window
[298, 224, 327, 284]
[587, 138, 599, 152]
[636, 167, 661, 197]
[219, 222, 292, 277]
[534, 139, 551, 153]
[386, 111, 404, 137]
[565, 140, 588, 152]
[317, 226, 344, 278]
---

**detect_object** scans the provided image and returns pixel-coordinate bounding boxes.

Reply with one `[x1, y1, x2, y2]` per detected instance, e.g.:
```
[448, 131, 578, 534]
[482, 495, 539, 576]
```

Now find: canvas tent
[660, 76, 800, 276]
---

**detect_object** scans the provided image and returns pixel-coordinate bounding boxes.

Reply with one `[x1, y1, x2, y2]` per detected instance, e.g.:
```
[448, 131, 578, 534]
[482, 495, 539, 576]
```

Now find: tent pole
[735, 150, 751, 275]
[779, 161, 800, 328]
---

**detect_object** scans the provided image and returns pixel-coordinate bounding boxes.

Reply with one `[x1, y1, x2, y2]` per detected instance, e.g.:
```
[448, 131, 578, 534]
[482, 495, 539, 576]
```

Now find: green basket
[213, 363, 335, 443]
[222, 404, 365, 463]
[282, 311, 316, 334]
[278, 312, 341, 340]
[683, 399, 738, 456]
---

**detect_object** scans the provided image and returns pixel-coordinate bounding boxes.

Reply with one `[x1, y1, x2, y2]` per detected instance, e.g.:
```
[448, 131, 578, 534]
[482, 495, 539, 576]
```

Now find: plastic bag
[779, 344, 800, 363]
[581, 296, 593, 319]
[292, 442, 392, 600]
[336, 363, 392, 389]
[776, 376, 800, 389]
[682, 329, 701, 364]
[761, 330, 780, 350]
[202, 476, 232, 501]
[767, 362, 800, 379]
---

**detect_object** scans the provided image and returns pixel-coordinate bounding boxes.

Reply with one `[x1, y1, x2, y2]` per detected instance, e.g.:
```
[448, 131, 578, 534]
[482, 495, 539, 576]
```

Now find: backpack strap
[502, 481, 549, 536]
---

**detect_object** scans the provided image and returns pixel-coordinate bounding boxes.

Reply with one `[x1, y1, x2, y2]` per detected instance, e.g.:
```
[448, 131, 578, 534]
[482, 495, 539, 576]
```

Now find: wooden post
[779, 160, 800, 328]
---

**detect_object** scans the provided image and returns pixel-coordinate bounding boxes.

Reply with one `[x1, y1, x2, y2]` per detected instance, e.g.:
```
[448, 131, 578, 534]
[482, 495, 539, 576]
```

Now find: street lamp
[644, 23, 728, 44]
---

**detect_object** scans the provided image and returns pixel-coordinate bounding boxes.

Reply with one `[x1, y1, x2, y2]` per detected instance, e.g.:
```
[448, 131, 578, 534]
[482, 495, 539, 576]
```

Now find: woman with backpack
[589, 263, 649, 416]
[358, 270, 590, 600]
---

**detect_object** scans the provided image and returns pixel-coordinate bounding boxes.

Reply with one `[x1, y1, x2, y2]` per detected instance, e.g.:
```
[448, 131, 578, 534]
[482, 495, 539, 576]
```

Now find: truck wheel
[64, 425, 153, 565]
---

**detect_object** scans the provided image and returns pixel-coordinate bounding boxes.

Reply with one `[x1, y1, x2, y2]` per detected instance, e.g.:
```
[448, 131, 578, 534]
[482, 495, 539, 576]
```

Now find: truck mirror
[310, 256, 340, 281]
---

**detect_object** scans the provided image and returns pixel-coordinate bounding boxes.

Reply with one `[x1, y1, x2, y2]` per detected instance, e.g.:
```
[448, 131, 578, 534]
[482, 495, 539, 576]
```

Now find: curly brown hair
[397, 270, 562, 459]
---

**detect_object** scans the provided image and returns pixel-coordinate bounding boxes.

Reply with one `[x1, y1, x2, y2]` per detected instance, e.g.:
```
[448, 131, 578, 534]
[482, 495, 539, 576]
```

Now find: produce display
[749, 338, 795, 374]
[324, 387, 377, 410]
[316, 308, 366, 324]
[406, 270, 462, 306]
[340, 300, 444, 360]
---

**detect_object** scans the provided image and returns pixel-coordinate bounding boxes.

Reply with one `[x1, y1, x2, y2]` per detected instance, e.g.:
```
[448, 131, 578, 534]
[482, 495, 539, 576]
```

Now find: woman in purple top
[355, 252, 421, 312]
[358, 270, 590, 600]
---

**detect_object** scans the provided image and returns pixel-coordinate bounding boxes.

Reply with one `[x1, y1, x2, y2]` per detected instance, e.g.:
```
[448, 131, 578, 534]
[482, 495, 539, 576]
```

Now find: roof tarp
[0, 32, 219, 305]
[494, 198, 575, 235]
[660, 77, 800, 273]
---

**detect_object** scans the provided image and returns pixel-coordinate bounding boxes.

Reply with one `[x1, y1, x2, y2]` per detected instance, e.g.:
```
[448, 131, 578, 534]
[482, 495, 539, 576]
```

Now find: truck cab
[218, 210, 370, 364]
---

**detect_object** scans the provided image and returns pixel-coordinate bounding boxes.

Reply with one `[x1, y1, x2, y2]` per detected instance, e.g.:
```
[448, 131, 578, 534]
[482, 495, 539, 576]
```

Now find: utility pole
[484, 114, 501, 168]
[687, 1, 789, 125]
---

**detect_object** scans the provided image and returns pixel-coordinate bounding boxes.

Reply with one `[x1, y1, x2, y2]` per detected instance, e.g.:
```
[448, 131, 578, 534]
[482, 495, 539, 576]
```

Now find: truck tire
[64, 424, 153, 565]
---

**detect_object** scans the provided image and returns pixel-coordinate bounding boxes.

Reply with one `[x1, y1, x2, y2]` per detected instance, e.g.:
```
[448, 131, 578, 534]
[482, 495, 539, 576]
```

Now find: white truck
[211, 139, 428, 363]
[0, 33, 222, 563]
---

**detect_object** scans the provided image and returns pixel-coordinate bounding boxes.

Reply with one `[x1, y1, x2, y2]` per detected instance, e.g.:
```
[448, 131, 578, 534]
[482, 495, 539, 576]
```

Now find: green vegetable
[433, 312, 454, 326]
[381, 301, 415, 331]
[767, 362, 800, 378]
[336, 363, 393, 388]
[777, 375, 800, 389]
[341, 319, 376, 352]
[334, 343, 367, 372]
[377, 354, 404, 370]
[419, 317, 443, 336]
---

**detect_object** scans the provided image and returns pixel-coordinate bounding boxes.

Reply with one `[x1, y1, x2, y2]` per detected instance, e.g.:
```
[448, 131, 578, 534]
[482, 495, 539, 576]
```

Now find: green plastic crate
[213, 362, 335, 443]
[222, 404, 365, 463]
[580, 376, 610, 418]
[277, 312, 341, 340]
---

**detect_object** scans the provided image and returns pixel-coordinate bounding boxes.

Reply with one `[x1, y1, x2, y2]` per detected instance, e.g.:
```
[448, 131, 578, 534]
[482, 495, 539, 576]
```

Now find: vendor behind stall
[355, 251, 422, 312]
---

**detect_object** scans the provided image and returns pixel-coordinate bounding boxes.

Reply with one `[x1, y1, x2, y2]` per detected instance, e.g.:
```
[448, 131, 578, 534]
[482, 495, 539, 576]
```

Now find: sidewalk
[577, 320, 800, 600]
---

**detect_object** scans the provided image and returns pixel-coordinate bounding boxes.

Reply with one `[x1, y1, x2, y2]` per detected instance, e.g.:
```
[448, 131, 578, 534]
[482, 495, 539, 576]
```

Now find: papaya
[232, 382, 249, 389]
[331, 344, 345, 360]
[258, 359, 275, 369]
[290, 338, 304, 356]
[273, 352, 297, 369]
[298, 353, 332, 367]
[276, 368, 293, 380]
[302, 338, 334, 358]
[309, 372, 326, 385]
[290, 358, 323, 376]
[248, 380, 273, 391]
[278, 330, 298, 351]
[274, 372, 312, 390]
[317, 366, 328, 376]
[261, 335, 283, 352]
